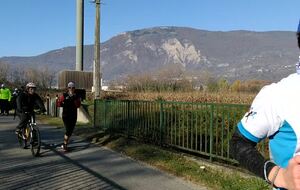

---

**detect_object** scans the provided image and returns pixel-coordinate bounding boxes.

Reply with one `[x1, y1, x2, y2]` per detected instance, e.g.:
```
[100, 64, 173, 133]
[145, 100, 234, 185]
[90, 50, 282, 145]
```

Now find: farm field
[101, 91, 256, 105]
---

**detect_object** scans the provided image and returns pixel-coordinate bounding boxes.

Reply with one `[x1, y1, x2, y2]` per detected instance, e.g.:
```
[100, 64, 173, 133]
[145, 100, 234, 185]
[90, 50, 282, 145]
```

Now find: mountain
[1, 27, 299, 82]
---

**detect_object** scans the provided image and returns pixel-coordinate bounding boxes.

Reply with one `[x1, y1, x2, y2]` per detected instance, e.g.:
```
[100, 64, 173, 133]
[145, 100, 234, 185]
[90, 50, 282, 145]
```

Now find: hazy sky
[0, 0, 299, 57]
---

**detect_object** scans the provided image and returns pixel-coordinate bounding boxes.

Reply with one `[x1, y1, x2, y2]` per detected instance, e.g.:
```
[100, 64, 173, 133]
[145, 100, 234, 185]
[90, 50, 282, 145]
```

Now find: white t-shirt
[238, 73, 300, 168]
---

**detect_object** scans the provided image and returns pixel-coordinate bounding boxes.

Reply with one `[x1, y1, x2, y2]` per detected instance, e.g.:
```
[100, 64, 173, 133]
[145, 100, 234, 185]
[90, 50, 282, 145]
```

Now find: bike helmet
[26, 82, 36, 89]
[67, 81, 75, 88]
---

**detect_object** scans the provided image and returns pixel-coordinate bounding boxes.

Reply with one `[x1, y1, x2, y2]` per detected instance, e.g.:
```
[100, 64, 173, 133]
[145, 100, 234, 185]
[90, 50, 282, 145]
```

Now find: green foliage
[230, 80, 241, 92]
[95, 100, 257, 162]
[217, 78, 230, 91]
[207, 80, 219, 92]
[207, 78, 230, 92]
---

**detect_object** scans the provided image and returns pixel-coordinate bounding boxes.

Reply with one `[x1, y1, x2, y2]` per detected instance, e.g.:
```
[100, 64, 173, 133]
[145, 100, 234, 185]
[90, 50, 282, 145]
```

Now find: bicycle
[16, 111, 41, 157]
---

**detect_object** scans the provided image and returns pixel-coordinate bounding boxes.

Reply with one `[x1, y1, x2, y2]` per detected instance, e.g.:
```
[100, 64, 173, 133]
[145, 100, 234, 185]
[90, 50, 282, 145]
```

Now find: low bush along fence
[94, 99, 268, 164]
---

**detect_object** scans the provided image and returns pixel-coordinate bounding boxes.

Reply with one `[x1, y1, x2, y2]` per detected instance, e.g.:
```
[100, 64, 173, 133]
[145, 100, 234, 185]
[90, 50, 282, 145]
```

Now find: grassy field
[37, 113, 270, 190]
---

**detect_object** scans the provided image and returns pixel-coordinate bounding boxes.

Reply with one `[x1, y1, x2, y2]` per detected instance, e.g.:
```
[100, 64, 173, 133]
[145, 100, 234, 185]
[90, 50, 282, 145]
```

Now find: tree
[217, 78, 230, 92]
[39, 67, 56, 89]
[230, 80, 242, 92]
[0, 62, 10, 82]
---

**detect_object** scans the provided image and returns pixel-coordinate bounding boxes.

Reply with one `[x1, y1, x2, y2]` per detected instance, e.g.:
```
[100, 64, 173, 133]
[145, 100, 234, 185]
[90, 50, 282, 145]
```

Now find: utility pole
[76, 0, 84, 71]
[93, 0, 101, 99]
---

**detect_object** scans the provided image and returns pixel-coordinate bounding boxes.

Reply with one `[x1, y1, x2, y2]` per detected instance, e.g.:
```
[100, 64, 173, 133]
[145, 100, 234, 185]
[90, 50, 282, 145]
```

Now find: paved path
[0, 115, 207, 190]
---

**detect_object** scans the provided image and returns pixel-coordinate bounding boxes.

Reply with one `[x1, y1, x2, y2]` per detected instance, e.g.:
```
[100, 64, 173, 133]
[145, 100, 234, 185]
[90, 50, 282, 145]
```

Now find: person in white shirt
[230, 21, 300, 190]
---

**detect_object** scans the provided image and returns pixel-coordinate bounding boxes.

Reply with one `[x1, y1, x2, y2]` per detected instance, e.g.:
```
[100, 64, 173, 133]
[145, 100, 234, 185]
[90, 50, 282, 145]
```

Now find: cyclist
[230, 21, 300, 190]
[15, 82, 46, 135]
[57, 81, 81, 152]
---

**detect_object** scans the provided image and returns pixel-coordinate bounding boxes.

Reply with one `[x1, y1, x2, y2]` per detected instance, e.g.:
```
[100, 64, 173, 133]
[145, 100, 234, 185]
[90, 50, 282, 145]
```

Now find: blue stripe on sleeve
[237, 122, 261, 143]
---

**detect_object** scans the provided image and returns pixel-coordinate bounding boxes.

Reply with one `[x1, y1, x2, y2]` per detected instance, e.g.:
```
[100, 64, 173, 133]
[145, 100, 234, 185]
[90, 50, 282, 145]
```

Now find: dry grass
[101, 91, 256, 105]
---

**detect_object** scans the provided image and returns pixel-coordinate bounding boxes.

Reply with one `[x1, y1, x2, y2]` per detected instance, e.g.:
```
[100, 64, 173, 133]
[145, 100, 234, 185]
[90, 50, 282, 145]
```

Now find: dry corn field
[101, 91, 256, 105]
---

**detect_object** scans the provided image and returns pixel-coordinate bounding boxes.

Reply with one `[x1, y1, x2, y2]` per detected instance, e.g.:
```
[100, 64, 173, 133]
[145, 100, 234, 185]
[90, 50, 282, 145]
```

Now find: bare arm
[271, 156, 300, 189]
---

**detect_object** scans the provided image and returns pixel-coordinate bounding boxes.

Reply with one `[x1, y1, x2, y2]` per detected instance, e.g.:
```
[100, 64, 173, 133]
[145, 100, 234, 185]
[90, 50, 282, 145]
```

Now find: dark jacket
[16, 91, 46, 114]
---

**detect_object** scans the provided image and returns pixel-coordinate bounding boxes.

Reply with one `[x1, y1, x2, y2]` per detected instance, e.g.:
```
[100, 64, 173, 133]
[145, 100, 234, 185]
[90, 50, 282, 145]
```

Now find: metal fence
[94, 99, 265, 163]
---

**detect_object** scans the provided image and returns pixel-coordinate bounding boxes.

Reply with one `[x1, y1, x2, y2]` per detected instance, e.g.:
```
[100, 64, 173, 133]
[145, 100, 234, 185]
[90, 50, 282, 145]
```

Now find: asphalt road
[0, 115, 207, 190]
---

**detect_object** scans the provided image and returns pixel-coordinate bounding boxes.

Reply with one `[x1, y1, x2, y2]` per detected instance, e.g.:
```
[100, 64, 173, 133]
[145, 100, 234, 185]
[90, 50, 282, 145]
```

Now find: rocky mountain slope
[1, 27, 299, 82]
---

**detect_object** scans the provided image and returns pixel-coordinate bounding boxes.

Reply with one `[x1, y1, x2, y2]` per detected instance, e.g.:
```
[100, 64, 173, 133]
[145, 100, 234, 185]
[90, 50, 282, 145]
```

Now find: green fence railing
[94, 99, 266, 163]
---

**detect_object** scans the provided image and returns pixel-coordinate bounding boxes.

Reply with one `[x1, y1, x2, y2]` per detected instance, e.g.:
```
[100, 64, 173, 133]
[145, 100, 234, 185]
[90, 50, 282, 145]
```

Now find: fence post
[94, 99, 97, 128]
[46, 94, 50, 115]
[94, 99, 101, 128]
[127, 100, 130, 138]
[209, 104, 214, 162]
[159, 101, 164, 146]
[104, 100, 107, 129]
[55, 95, 58, 117]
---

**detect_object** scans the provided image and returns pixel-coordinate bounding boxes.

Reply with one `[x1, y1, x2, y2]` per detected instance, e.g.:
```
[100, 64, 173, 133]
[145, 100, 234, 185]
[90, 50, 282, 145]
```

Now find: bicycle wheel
[30, 126, 41, 157]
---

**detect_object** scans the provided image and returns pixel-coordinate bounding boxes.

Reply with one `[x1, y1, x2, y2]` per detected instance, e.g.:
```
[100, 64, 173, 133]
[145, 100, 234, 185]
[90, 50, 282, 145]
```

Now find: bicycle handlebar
[24, 110, 46, 115]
